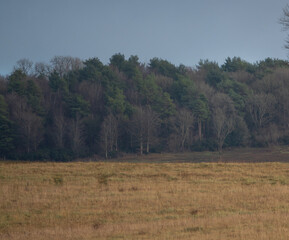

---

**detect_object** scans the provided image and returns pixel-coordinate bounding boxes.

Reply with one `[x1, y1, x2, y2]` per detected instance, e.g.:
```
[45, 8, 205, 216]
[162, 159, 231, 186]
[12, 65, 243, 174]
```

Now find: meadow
[1, 148, 289, 239]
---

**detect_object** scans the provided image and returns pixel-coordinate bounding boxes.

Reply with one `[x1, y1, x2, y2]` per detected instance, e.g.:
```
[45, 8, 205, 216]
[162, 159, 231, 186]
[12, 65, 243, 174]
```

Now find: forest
[0, 54, 289, 161]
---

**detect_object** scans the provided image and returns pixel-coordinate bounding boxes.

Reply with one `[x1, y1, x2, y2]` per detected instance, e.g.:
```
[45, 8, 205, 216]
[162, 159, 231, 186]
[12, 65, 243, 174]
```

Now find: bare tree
[131, 106, 159, 155]
[78, 81, 103, 115]
[50, 56, 83, 77]
[277, 88, 289, 129]
[0, 77, 7, 94]
[280, 4, 289, 50]
[14, 58, 33, 75]
[34, 62, 51, 78]
[194, 80, 215, 103]
[6, 93, 43, 153]
[22, 111, 43, 152]
[132, 106, 145, 155]
[69, 114, 85, 156]
[100, 113, 118, 158]
[168, 109, 195, 152]
[228, 70, 255, 84]
[211, 93, 236, 153]
[176, 109, 195, 151]
[154, 75, 174, 92]
[53, 107, 67, 148]
[246, 93, 276, 129]
[144, 106, 159, 153]
[258, 123, 280, 146]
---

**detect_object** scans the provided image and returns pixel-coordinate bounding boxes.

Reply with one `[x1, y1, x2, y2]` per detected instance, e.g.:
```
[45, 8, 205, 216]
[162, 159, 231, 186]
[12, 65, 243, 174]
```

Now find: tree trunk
[140, 134, 143, 155]
[105, 136, 108, 159]
[146, 139, 150, 154]
[198, 120, 202, 141]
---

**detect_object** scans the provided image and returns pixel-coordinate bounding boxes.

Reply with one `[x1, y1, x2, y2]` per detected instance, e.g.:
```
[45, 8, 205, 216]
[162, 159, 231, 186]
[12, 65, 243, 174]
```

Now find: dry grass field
[1, 149, 289, 239]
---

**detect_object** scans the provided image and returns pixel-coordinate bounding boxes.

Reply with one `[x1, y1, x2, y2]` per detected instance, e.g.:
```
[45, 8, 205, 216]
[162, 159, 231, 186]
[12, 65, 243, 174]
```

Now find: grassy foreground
[1, 157, 289, 239]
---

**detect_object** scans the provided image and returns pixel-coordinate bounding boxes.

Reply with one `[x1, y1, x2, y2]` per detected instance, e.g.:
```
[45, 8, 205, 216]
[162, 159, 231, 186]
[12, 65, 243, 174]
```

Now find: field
[1, 148, 289, 239]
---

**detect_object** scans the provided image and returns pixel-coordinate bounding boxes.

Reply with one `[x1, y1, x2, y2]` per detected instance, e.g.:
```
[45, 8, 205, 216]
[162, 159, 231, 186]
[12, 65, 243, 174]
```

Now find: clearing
[1, 147, 289, 239]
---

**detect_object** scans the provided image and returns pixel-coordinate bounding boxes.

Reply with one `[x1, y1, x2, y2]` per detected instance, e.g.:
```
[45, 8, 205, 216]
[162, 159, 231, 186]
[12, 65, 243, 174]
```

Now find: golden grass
[1, 159, 289, 239]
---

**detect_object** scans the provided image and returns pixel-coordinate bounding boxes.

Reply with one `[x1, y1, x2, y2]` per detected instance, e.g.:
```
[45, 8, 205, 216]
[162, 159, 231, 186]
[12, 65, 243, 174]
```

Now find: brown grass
[1, 154, 289, 239]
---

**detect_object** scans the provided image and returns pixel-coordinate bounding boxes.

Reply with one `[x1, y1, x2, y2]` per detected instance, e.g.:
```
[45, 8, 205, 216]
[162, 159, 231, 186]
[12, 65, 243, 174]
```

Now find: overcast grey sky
[0, 0, 288, 75]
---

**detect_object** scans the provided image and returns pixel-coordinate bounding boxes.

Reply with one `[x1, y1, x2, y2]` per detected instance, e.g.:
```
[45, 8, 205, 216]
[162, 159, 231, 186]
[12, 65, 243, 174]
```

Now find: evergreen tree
[7, 69, 26, 96]
[0, 95, 14, 157]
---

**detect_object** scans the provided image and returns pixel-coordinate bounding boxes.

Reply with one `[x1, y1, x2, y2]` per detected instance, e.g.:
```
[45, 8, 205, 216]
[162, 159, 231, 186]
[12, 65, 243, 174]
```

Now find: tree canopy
[1, 55, 289, 160]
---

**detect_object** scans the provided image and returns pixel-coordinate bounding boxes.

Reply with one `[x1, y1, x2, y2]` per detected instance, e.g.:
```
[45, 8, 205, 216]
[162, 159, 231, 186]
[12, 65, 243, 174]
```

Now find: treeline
[1, 55, 289, 161]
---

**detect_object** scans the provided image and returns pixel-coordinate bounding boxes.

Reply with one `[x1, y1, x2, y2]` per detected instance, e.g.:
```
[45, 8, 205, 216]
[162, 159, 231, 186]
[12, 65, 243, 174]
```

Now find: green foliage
[0, 95, 9, 119]
[217, 78, 250, 115]
[48, 149, 73, 162]
[138, 74, 160, 104]
[83, 117, 101, 153]
[222, 57, 254, 73]
[79, 58, 103, 83]
[26, 80, 45, 115]
[18, 149, 50, 161]
[65, 70, 81, 92]
[102, 65, 124, 90]
[123, 55, 141, 79]
[172, 75, 196, 106]
[0, 95, 14, 157]
[3, 54, 289, 160]
[84, 58, 104, 70]
[149, 58, 180, 79]
[198, 60, 226, 87]
[49, 71, 67, 92]
[257, 58, 289, 70]
[106, 87, 127, 115]
[225, 116, 249, 147]
[156, 92, 176, 119]
[138, 74, 175, 118]
[8, 70, 45, 116]
[251, 58, 289, 79]
[110, 53, 126, 70]
[7, 70, 26, 96]
[192, 94, 210, 122]
[172, 76, 209, 122]
[191, 138, 218, 151]
[64, 94, 90, 118]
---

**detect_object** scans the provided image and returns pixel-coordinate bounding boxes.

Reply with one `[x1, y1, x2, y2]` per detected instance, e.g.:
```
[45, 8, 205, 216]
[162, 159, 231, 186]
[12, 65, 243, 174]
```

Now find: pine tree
[0, 95, 14, 158]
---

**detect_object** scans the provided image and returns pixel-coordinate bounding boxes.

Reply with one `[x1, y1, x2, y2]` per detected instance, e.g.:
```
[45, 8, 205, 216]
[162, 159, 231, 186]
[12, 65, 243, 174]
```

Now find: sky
[0, 0, 289, 75]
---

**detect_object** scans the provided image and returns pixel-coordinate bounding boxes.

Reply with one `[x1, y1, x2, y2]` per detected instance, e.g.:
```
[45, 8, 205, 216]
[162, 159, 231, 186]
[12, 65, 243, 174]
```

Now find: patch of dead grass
[1, 160, 289, 239]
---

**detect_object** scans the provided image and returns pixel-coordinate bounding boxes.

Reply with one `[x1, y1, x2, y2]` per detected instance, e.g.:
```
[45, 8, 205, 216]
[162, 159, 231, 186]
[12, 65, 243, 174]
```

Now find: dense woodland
[1, 54, 289, 161]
